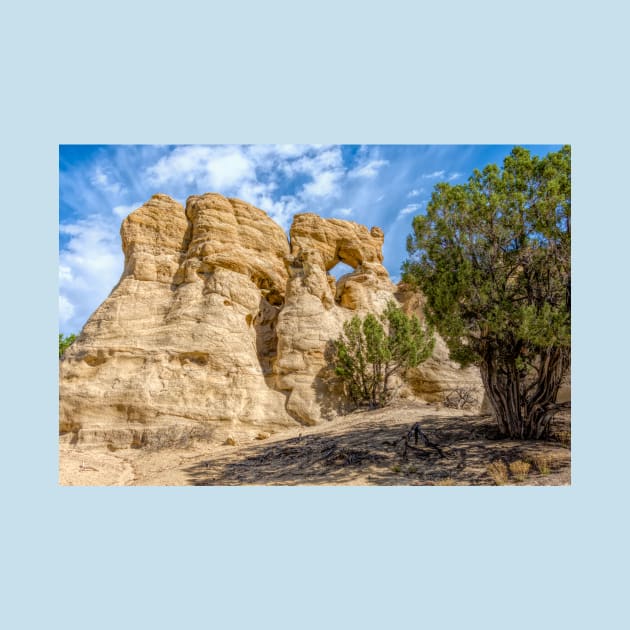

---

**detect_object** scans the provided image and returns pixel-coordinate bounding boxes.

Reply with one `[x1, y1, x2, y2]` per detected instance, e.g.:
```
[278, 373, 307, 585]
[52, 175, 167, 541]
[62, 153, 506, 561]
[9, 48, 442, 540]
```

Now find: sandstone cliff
[59, 193, 482, 448]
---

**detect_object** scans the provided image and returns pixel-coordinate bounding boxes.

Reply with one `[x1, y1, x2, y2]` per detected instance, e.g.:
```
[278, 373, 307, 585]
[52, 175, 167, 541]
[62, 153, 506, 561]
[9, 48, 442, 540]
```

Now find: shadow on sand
[184, 410, 571, 486]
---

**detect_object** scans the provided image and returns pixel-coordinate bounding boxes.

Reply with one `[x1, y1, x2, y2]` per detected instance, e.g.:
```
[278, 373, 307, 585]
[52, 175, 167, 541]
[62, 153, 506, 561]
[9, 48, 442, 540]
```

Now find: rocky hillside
[59, 193, 483, 449]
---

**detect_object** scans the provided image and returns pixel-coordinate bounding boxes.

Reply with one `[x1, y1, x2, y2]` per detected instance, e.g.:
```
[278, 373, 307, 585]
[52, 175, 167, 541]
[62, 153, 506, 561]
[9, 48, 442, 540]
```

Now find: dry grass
[435, 478, 456, 486]
[554, 430, 571, 449]
[531, 454, 551, 475]
[509, 460, 531, 482]
[487, 460, 509, 485]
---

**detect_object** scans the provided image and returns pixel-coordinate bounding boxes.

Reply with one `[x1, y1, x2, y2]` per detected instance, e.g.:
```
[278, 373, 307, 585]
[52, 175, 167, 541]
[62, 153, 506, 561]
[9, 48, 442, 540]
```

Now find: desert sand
[59, 400, 570, 486]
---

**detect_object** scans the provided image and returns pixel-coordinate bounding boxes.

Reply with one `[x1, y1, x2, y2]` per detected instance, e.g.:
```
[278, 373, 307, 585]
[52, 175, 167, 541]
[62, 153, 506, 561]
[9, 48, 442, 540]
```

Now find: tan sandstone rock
[60, 194, 486, 448]
[272, 215, 397, 425]
[394, 284, 485, 407]
[60, 194, 295, 448]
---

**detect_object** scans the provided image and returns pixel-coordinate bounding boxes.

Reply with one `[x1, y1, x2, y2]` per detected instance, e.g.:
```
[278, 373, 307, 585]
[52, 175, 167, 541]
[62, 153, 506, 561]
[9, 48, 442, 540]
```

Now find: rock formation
[59, 193, 483, 449]
[394, 284, 485, 404]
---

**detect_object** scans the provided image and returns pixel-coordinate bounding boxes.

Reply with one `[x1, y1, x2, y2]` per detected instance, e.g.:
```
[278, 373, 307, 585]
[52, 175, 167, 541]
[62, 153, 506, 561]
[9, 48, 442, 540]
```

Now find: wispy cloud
[112, 201, 144, 219]
[146, 146, 256, 190]
[283, 147, 345, 200]
[90, 166, 125, 196]
[421, 170, 446, 179]
[59, 214, 124, 333]
[60, 144, 559, 334]
[59, 295, 75, 323]
[348, 159, 388, 179]
[398, 203, 422, 218]
[302, 170, 343, 198]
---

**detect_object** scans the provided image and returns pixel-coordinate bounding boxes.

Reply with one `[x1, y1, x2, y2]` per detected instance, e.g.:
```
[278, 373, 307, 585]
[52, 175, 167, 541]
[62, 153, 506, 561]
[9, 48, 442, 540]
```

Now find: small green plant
[509, 460, 531, 482]
[391, 463, 402, 473]
[333, 300, 434, 409]
[487, 460, 509, 485]
[59, 333, 77, 358]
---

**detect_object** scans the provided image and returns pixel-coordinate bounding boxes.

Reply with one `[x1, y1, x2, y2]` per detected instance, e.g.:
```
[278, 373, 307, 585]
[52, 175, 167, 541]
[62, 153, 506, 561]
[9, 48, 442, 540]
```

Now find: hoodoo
[59, 193, 483, 448]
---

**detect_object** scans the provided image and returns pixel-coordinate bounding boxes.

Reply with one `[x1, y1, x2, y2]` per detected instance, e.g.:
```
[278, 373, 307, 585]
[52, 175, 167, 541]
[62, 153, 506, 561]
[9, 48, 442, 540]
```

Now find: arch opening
[328, 261, 354, 280]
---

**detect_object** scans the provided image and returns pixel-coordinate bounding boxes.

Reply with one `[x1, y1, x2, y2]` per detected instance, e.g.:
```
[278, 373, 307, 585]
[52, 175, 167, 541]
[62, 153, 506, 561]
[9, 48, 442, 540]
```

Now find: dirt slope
[59, 400, 571, 486]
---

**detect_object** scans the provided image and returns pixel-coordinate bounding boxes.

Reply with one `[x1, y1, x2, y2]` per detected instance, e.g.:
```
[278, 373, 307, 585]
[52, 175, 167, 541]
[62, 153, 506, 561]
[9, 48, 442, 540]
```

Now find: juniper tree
[334, 301, 434, 408]
[403, 146, 570, 439]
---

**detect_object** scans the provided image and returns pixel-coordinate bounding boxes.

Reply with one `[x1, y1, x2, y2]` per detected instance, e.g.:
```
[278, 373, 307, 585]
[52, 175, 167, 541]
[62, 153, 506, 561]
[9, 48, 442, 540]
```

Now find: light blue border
[3, 1, 628, 629]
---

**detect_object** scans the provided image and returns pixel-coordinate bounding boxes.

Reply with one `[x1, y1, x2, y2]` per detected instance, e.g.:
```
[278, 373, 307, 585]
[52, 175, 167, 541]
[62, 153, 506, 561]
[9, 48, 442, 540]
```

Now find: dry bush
[443, 388, 478, 410]
[509, 460, 531, 482]
[531, 454, 551, 475]
[487, 460, 509, 485]
[435, 478, 455, 486]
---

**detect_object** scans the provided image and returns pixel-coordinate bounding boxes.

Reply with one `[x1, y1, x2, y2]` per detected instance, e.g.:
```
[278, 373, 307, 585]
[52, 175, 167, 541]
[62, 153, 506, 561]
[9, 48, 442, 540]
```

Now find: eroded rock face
[394, 284, 485, 407]
[271, 216, 396, 425]
[60, 194, 295, 448]
[60, 194, 484, 448]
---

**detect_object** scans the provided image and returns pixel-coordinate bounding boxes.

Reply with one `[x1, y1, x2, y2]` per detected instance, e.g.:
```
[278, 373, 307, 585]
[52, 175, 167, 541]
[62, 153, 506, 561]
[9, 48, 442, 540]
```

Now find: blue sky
[59, 144, 561, 335]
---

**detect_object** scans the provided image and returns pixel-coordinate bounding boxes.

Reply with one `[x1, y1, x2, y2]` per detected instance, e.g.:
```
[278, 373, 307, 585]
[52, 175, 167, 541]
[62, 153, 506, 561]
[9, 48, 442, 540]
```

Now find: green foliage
[333, 301, 434, 408]
[59, 333, 77, 358]
[403, 146, 570, 438]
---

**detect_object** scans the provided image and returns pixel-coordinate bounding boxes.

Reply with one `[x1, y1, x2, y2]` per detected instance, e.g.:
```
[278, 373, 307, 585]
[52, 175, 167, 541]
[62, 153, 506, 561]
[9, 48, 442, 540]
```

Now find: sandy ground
[59, 400, 571, 486]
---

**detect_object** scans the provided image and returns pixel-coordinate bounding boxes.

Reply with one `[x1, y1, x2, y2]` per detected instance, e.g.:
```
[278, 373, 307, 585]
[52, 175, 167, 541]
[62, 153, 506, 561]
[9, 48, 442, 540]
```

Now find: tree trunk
[480, 347, 569, 439]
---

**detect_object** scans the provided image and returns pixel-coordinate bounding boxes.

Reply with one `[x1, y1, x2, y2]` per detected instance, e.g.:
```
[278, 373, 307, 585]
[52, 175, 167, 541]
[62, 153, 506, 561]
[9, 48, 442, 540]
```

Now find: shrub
[509, 460, 531, 482]
[59, 333, 77, 358]
[531, 454, 551, 475]
[333, 301, 434, 409]
[487, 460, 509, 485]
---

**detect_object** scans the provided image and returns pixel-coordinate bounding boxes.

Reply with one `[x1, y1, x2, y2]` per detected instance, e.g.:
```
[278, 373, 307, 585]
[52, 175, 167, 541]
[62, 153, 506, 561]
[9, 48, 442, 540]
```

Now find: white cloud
[398, 203, 421, 218]
[143, 144, 349, 205]
[421, 170, 445, 179]
[281, 147, 345, 200]
[246, 144, 316, 161]
[407, 188, 423, 197]
[336, 207, 353, 217]
[90, 166, 125, 196]
[59, 215, 124, 334]
[302, 170, 343, 198]
[59, 265, 73, 284]
[448, 172, 462, 181]
[348, 159, 388, 179]
[282, 148, 343, 177]
[59, 295, 75, 324]
[146, 146, 256, 190]
[112, 201, 144, 218]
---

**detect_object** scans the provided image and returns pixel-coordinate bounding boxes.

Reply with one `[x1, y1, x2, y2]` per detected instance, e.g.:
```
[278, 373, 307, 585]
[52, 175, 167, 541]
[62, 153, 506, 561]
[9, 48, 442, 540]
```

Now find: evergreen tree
[403, 146, 570, 438]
